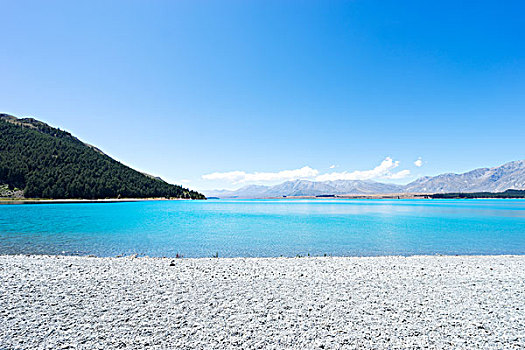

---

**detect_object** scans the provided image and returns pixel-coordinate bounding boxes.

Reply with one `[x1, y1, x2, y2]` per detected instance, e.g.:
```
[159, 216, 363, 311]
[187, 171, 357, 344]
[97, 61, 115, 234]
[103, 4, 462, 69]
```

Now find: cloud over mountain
[203, 158, 410, 185]
[202, 166, 318, 184]
[204, 160, 525, 198]
[315, 157, 410, 181]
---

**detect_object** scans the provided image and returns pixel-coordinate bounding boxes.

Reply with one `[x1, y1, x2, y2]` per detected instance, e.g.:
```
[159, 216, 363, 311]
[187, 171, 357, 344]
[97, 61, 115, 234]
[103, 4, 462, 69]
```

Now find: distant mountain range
[205, 160, 525, 198]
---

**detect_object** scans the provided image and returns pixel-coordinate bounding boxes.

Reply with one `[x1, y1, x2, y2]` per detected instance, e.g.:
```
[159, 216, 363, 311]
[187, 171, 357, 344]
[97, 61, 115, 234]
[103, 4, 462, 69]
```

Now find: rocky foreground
[1, 255, 524, 349]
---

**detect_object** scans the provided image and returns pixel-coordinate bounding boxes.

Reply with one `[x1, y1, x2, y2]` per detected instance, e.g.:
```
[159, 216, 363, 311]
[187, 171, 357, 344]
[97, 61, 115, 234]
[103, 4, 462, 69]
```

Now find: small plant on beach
[212, 252, 219, 258]
[175, 253, 183, 259]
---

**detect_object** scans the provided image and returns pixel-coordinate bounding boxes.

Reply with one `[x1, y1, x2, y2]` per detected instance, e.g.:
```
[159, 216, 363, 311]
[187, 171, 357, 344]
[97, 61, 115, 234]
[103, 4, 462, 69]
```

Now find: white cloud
[385, 169, 411, 179]
[202, 166, 319, 184]
[202, 157, 412, 184]
[202, 170, 246, 183]
[414, 157, 423, 167]
[315, 157, 405, 181]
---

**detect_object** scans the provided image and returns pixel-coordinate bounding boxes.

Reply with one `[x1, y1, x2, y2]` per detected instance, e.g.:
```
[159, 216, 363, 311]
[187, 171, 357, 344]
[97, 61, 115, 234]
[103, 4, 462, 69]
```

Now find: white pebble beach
[1, 255, 524, 349]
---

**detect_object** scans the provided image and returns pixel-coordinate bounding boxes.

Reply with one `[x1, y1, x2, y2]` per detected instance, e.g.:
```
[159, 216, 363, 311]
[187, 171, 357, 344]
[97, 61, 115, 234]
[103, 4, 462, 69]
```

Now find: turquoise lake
[0, 199, 524, 257]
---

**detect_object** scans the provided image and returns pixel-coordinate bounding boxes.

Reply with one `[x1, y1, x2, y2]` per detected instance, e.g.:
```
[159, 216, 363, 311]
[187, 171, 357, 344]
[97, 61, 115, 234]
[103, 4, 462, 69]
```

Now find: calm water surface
[0, 199, 524, 257]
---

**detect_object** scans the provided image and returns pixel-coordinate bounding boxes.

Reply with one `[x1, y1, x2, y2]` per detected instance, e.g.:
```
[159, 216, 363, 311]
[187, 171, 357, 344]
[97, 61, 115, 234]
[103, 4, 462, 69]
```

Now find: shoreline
[2, 254, 524, 349]
[0, 197, 197, 205]
[2, 196, 524, 204]
[211, 195, 525, 200]
[2, 252, 525, 259]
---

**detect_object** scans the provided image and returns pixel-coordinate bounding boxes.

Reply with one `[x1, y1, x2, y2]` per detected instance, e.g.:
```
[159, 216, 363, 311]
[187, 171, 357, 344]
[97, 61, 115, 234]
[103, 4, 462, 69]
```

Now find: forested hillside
[0, 114, 205, 199]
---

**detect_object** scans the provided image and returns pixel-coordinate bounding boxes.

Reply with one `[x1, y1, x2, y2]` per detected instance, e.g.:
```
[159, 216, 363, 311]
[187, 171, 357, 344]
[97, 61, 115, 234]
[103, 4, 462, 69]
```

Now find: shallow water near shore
[0, 199, 524, 257]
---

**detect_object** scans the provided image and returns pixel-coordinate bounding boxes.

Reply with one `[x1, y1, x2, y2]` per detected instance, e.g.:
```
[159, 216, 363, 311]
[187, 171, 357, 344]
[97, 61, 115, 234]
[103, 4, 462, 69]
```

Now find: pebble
[0, 255, 524, 349]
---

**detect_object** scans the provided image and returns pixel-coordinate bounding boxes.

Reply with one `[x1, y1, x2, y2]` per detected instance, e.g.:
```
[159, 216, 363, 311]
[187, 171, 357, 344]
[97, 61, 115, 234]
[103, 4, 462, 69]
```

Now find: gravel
[1, 255, 524, 349]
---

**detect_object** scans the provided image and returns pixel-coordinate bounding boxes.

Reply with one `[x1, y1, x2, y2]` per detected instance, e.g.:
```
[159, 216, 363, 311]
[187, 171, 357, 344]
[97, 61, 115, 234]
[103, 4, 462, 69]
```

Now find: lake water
[0, 199, 524, 257]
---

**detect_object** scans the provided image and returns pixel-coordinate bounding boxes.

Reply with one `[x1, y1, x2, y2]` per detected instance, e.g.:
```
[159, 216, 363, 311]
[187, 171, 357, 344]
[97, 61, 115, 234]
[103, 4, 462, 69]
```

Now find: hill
[205, 179, 404, 198]
[404, 160, 525, 193]
[0, 114, 205, 199]
[205, 160, 525, 198]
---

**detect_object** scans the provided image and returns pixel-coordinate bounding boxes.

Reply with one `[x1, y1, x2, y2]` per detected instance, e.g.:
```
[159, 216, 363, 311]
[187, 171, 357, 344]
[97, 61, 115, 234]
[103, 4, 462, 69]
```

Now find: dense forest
[0, 114, 205, 199]
[431, 189, 525, 199]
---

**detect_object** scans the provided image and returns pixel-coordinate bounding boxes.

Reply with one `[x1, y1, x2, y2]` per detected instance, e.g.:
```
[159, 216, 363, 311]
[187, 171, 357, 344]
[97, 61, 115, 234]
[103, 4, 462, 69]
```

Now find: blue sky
[1, 1, 524, 191]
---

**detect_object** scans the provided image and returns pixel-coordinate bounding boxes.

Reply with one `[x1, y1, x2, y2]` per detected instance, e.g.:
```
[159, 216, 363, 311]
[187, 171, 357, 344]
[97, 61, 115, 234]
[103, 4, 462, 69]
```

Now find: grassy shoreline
[0, 197, 197, 204]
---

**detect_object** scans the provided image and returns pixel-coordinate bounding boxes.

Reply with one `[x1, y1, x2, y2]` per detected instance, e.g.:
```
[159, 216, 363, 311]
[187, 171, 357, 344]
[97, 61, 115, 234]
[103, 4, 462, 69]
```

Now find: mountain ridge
[205, 160, 525, 198]
[0, 114, 205, 199]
